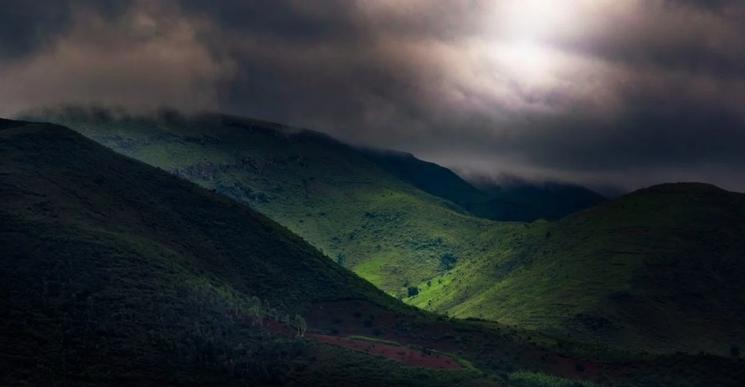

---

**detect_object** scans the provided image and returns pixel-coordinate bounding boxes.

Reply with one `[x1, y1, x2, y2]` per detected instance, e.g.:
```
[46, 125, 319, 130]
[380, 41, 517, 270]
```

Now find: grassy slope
[0, 120, 495, 386]
[2, 119, 744, 386]
[29, 110, 520, 298]
[409, 183, 745, 355]
[28, 109, 745, 358]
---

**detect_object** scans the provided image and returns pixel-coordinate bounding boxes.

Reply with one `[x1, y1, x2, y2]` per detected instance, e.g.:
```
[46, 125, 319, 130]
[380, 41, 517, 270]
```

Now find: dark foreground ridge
[2, 120, 744, 386]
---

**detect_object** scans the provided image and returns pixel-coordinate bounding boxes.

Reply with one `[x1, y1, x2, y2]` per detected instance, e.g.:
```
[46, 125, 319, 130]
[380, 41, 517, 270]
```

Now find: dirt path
[229, 308, 463, 370]
[309, 334, 463, 370]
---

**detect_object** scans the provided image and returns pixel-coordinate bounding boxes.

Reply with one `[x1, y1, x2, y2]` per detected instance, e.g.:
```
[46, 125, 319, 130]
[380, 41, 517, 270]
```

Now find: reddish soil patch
[310, 334, 462, 370]
[227, 306, 462, 370]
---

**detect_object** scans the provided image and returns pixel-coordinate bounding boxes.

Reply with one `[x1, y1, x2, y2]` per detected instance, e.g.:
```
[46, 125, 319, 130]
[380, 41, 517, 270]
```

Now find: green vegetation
[25, 108, 745, 358]
[2, 118, 745, 386]
[0, 120, 471, 386]
[27, 108, 516, 299]
[509, 371, 598, 387]
[409, 183, 745, 356]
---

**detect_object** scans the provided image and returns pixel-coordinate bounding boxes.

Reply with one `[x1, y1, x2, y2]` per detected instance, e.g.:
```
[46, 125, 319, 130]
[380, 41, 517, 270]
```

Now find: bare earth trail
[228, 306, 465, 370]
[309, 334, 463, 370]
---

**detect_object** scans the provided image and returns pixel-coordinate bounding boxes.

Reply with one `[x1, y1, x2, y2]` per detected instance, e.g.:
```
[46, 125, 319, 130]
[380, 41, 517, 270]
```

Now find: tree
[248, 297, 264, 326]
[292, 315, 307, 337]
[439, 252, 458, 270]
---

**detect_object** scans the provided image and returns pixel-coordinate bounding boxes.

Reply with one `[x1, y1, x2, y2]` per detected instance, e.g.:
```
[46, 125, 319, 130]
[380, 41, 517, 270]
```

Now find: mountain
[24, 108, 517, 299]
[466, 179, 607, 222]
[408, 183, 745, 356]
[0, 118, 592, 387]
[358, 148, 485, 208]
[24, 108, 603, 302]
[3, 119, 744, 386]
[360, 149, 605, 222]
[24, 108, 745, 359]
[0, 118, 422, 385]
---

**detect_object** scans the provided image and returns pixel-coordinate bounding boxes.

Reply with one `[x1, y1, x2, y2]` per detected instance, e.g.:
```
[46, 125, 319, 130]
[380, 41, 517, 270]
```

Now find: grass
[509, 371, 598, 387]
[347, 335, 402, 346]
[26, 108, 509, 300]
[409, 184, 745, 356]
[25, 109, 745, 358]
[0, 120, 464, 386]
[2, 118, 745, 386]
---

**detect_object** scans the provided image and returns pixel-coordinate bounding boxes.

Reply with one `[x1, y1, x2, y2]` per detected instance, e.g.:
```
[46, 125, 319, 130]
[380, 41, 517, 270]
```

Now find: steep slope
[3, 119, 744, 386]
[25, 109, 745, 360]
[359, 148, 485, 207]
[26, 108, 520, 298]
[410, 183, 745, 355]
[360, 149, 604, 222]
[0, 119, 490, 386]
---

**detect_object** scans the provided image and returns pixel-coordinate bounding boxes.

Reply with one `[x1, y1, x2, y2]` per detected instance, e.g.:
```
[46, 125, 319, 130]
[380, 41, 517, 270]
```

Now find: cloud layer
[2, 0, 744, 191]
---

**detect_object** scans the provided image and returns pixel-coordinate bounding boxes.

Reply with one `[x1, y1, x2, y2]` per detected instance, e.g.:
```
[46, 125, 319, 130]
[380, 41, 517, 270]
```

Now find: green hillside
[408, 183, 745, 356]
[0, 119, 423, 385]
[3, 119, 744, 386]
[2, 119, 536, 386]
[25, 108, 745, 359]
[26, 108, 520, 298]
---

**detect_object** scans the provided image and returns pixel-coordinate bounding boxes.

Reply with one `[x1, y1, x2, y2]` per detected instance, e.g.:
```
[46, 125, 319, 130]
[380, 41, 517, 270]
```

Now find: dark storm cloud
[1, 0, 744, 191]
[0, 0, 234, 113]
[553, 1, 745, 77]
[0, 1, 127, 58]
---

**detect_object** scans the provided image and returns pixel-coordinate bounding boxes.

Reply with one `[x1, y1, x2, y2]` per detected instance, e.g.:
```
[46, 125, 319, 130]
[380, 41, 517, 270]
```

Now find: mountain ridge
[22, 108, 745, 358]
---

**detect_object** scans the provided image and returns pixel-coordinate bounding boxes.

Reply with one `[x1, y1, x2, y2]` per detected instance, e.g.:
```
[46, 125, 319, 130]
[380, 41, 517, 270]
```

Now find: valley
[25, 109, 745, 358]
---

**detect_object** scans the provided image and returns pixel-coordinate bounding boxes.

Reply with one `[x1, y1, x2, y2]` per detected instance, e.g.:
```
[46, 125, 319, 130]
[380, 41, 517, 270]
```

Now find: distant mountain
[360, 149, 605, 222]
[8, 119, 739, 386]
[467, 178, 606, 221]
[358, 148, 485, 207]
[409, 182, 745, 356]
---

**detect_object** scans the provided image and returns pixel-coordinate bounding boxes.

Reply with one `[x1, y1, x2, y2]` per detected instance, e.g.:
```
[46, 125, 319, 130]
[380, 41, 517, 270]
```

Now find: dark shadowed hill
[24, 108, 603, 303]
[23, 108, 518, 299]
[467, 179, 606, 221]
[409, 182, 745, 356]
[0, 120, 493, 386]
[22, 108, 745, 362]
[360, 149, 605, 222]
[358, 148, 485, 207]
[3, 120, 744, 386]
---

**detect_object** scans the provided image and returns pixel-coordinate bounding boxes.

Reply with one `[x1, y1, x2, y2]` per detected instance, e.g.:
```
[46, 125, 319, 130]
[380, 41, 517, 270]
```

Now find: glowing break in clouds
[2, 0, 745, 191]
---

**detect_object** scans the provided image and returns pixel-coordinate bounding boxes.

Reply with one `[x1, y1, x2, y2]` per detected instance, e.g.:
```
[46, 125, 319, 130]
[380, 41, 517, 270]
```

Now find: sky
[1, 1, 744, 192]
